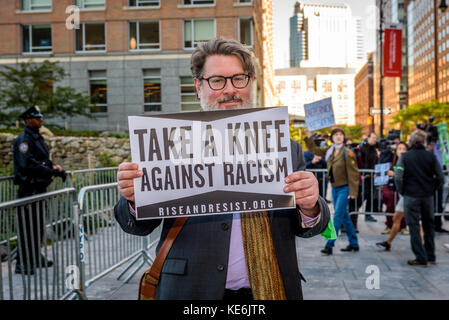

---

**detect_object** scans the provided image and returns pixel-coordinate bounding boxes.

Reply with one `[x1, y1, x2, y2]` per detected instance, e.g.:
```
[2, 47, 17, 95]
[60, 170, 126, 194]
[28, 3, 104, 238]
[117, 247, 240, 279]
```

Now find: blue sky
[273, 0, 376, 69]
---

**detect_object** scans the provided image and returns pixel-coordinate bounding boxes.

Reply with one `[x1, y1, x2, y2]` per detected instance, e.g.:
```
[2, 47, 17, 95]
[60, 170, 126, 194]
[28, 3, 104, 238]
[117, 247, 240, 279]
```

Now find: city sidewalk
[85, 215, 449, 300]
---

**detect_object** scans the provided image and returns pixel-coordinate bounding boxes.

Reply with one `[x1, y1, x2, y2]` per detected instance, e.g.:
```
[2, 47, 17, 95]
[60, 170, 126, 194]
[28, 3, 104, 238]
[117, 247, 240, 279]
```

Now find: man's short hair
[409, 129, 427, 146]
[190, 37, 255, 79]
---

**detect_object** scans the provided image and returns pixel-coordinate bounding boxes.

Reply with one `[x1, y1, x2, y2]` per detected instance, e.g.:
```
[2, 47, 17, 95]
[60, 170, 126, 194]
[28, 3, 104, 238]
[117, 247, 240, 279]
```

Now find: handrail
[0, 188, 77, 210]
[77, 182, 118, 211]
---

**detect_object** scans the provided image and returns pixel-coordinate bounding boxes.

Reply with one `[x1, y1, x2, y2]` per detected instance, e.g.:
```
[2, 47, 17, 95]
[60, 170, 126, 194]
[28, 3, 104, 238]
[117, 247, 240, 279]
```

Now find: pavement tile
[346, 288, 415, 300]
[97, 216, 448, 301]
[302, 287, 351, 300]
[4, 210, 448, 300]
[343, 278, 404, 291]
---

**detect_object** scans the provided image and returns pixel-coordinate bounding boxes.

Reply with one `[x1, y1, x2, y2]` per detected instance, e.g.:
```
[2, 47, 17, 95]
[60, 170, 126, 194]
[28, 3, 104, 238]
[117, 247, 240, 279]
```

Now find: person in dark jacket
[12, 106, 66, 275]
[360, 132, 379, 222]
[114, 38, 330, 300]
[428, 141, 449, 233]
[395, 130, 444, 267]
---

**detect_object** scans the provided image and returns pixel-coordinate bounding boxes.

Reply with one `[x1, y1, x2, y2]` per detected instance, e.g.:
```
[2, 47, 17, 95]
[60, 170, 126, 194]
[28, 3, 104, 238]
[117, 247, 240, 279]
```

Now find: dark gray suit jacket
[114, 140, 330, 300]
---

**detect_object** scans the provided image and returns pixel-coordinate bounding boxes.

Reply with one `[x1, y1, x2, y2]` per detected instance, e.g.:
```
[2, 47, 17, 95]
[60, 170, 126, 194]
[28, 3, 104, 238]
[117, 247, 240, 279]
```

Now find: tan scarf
[240, 211, 287, 300]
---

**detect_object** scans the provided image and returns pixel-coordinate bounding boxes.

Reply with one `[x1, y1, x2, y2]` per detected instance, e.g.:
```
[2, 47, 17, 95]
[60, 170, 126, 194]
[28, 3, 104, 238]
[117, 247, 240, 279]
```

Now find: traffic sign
[370, 108, 391, 115]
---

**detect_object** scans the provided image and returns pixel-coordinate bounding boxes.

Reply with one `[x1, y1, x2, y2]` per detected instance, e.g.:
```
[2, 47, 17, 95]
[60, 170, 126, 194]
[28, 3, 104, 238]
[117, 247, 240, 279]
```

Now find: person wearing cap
[305, 128, 360, 255]
[12, 105, 66, 275]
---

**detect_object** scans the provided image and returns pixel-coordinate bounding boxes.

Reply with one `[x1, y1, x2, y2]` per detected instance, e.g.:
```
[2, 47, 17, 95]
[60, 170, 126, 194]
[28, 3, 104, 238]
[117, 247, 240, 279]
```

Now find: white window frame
[143, 72, 162, 112]
[22, 0, 52, 11]
[22, 24, 52, 54]
[183, 19, 216, 50]
[75, 0, 105, 10]
[182, 0, 215, 7]
[128, 0, 160, 8]
[238, 17, 253, 48]
[236, 0, 253, 4]
[129, 21, 161, 51]
[89, 72, 108, 114]
[76, 23, 106, 52]
[180, 77, 201, 111]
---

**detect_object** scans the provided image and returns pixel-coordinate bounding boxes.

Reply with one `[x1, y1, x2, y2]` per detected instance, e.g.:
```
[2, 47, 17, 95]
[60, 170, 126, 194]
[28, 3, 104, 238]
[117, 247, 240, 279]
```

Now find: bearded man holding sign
[114, 38, 330, 300]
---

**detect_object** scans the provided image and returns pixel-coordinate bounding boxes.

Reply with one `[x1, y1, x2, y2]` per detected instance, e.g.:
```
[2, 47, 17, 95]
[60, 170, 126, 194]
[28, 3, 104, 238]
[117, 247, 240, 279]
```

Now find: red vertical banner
[383, 28, 402, 77]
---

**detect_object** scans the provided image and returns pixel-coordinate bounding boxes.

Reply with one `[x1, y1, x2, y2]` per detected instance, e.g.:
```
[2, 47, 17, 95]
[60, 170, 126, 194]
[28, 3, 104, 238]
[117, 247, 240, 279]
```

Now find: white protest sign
[128, 107, 296, 220]
[374, 162, 391, 186]
[304, 97, 335, 131]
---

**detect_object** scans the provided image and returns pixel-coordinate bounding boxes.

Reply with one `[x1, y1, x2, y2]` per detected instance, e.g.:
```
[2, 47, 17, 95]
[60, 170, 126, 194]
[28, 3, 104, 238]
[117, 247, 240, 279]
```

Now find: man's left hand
[284, 171, 319, 215]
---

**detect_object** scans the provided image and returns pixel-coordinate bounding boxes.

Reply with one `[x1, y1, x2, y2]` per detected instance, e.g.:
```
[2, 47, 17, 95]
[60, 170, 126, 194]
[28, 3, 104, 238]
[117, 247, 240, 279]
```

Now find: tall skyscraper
[289, 1, 364, 69]
[371, 0, 410, 136]
[355, 17, 365, 61]
[290, 2, 307, 67]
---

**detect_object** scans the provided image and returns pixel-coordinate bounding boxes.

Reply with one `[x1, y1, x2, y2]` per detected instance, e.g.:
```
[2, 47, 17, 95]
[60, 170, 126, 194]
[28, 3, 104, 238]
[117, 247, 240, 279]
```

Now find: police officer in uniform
[13, 106, 66, 275]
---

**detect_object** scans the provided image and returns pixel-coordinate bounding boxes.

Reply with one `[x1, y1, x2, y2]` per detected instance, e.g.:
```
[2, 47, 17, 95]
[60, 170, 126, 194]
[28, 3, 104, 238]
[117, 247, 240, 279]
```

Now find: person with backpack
[305, 128, 360, 255]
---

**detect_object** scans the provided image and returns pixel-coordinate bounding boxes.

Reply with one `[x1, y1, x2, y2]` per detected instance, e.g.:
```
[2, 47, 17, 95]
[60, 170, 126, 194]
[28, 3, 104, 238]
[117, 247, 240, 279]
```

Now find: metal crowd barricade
[0, 188, 84, 300]
[69, 167, 118, 193]
[306, 168, 449, 218]
[0, 167, 119, 203]
[0, 175, 68, 203]
[77, 183, 160, 292]
[0, 176, 17, 203]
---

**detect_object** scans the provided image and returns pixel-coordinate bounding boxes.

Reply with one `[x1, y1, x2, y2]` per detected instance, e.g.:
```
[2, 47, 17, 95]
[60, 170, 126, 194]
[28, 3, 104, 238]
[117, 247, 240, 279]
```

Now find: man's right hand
[117, 162, 143, 202]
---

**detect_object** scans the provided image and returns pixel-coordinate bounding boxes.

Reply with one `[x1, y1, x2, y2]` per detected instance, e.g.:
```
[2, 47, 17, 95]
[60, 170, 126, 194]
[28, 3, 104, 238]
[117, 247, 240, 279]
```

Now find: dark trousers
[403, 196, 435, 263]
[348, 184, 363, 230]
[16, 184, 47, 267]
[364, 179, 381, 213]
[434, 184, 444, 229]
[317, 178, 328, 200]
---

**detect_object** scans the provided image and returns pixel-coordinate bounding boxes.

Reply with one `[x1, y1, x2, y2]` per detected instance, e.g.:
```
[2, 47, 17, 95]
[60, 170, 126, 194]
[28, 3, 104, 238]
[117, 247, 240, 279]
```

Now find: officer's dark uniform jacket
[13, 126, 59, 194]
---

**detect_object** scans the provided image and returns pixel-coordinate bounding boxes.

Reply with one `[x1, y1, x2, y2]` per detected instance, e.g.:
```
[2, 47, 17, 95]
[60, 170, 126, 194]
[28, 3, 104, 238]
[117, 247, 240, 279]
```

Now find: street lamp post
[378, 0, 447, 138]
[436, 0, 448, 101]
[379, 0, 385, 139]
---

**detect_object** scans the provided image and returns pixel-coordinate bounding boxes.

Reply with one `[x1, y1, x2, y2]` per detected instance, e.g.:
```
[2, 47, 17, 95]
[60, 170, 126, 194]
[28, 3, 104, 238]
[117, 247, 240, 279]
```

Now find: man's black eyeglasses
[199, 74, 250, 90]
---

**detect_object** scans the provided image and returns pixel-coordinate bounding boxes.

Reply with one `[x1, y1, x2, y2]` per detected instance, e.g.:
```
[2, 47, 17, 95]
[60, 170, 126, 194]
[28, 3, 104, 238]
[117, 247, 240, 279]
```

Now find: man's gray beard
[200, 91, 255, 111]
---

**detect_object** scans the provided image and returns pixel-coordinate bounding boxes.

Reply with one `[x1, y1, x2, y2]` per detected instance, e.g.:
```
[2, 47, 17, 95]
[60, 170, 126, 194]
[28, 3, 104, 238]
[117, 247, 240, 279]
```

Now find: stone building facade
[354, 52, 374, 135]
[0, 0, 273, 133]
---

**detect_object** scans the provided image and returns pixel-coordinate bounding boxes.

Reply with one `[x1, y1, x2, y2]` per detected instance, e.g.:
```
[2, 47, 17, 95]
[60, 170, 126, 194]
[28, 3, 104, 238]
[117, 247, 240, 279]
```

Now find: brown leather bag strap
[141, 217, 188, 296]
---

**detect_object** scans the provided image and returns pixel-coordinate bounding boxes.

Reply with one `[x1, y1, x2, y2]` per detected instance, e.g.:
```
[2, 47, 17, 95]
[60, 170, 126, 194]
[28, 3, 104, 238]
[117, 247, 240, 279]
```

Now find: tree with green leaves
[390, 101, 449, 136]
[0, 60, 95, 126]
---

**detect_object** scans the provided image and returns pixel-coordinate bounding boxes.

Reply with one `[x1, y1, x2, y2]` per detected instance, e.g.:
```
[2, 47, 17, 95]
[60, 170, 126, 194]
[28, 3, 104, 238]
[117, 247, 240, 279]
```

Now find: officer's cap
[20, 106, 43, 119]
